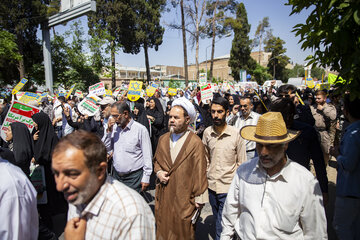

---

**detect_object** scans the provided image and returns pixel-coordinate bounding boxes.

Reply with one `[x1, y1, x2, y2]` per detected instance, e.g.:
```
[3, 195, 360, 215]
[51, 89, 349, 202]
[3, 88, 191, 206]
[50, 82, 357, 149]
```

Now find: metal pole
[42, 25, 53, 93]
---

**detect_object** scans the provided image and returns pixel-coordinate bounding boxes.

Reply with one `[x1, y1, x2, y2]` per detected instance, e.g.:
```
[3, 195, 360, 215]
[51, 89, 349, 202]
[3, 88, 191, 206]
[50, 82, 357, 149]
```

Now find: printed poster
[0, 101, 40, 141]
[12, 78, 28, 95]
[89, 82, 106, 96]
[78, 94, 100, 117]
[199, 73, 207, 84]
[168, 88, 177, 96]
[66, 84, 76, 99]
[200, 84, 213, 104]
[18, 92, 40, 104]
[127, 81, 143, 102]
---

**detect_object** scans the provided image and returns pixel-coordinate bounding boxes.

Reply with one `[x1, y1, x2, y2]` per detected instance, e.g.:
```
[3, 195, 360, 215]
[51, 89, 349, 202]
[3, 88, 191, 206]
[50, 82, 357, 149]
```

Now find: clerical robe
[154, 131, 208, 240]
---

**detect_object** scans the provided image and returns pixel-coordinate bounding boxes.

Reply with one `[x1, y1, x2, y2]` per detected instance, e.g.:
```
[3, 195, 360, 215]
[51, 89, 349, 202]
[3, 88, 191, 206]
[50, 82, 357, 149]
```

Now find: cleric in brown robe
[154, 97, 208, 240]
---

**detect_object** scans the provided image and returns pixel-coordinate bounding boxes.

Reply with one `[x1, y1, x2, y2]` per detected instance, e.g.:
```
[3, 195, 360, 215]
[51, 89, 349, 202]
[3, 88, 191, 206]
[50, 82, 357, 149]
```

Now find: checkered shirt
[67, 176, 155, 240]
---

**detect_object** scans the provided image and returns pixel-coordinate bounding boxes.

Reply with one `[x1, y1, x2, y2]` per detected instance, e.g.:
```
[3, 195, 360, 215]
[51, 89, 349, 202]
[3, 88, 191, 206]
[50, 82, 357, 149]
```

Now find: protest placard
[199, 73, 207, 84]
[113, 87, 121, 97]
[66, 84, 76, 99]
[127, 80, 143, 101]
[89, 82, 106, 96]
[168, 88, 177, 96]
[12, 78, 28, 95]
[74, 90, 83, 98]
[77, 94, 100, 117]
[146, 86, 157, 97]
[104, 89, 112, 97]
[0, 100, 40, 141]
[19, 92, 40, 104]
[200, 84, 213, 104]
[30, 165, 47, 204]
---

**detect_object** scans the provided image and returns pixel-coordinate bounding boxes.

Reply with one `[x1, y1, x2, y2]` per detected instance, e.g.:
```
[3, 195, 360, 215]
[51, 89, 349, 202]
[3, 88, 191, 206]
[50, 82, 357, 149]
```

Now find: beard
[66, 173, 99, 206]
[212, 117, 226, 126]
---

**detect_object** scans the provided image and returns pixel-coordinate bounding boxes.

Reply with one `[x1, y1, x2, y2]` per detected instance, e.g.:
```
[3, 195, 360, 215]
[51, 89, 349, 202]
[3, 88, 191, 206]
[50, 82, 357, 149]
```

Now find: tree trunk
[195, 1, 199, 82]
[258, 36, 262, 65]
[16, 33, 25, 80]
[17, 57, 25, 80]
[180, 0, 189, 86]
[111, 40, 116, 88]
[144, 44, 151, 85]
[209, 0, 218, 81]
[273, 60, 276, 79]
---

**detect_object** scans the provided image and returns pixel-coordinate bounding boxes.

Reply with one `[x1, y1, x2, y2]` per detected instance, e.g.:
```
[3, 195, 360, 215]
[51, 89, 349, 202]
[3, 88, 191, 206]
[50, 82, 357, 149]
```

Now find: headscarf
[32, 111, 58, 165]
[10, 122, 34, 176]
[146, 97, 164, 129]
[229, 94, 240, 111]
[133, 102, 150, 133]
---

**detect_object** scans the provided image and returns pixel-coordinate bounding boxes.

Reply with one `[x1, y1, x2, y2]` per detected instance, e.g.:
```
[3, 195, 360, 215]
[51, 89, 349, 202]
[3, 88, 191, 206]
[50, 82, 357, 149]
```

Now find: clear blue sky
[51, 0, 313, 68]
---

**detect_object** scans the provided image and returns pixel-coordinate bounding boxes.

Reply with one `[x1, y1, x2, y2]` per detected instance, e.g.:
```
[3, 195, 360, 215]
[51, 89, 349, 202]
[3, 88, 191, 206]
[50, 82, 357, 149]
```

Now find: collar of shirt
[78, 176, 110, 218]
[210, 124, 232, 138]
[239, 111, 256, 121]
[117, 118, 134, 132]
[254, 156, 291, 183]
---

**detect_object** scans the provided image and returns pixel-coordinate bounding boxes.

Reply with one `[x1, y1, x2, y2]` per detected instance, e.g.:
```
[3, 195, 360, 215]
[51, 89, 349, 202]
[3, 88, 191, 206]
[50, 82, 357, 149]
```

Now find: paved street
[58, 158, 339, 240]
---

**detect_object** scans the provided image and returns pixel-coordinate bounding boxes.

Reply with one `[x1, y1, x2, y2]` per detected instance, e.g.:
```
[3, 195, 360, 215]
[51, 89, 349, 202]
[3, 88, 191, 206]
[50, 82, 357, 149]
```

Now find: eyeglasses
[239, 105, 248, 108]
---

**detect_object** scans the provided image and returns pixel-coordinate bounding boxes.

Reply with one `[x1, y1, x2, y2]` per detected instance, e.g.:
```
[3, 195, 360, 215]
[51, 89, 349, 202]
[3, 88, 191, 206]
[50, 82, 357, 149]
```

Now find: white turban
[171, 97, 196, 123]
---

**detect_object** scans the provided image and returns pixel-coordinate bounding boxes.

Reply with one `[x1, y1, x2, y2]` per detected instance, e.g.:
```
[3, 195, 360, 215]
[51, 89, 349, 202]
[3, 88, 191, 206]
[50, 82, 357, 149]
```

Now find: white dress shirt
[221, 157, 327, 240]
[0, 159, 38, 240]
[68, 176, 155, 240]
[234, 111, 260, 151]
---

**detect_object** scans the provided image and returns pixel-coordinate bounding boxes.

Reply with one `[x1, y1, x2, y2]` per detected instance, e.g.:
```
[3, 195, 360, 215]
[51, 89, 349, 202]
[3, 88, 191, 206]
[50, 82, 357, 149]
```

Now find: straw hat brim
[240, 125, 300, 144]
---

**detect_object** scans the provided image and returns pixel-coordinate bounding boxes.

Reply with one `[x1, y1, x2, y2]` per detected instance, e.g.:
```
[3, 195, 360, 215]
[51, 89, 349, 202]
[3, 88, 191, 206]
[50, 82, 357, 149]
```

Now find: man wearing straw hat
[221, 112, 327, 239]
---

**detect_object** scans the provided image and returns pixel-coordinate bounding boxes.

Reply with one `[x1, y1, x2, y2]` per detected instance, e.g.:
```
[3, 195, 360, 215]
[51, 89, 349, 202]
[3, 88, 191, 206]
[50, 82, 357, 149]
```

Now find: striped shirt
[68, 176, 155, 240]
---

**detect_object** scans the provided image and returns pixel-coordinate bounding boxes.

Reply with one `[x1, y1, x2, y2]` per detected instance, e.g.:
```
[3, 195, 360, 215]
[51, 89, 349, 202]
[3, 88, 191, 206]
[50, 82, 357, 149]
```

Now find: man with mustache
[202, 97, 247, 240]
[234, 96, 261, 160]
[154, 97, 208, 240]
[52, 130, 155, 239]
[221, 112, 327, 239]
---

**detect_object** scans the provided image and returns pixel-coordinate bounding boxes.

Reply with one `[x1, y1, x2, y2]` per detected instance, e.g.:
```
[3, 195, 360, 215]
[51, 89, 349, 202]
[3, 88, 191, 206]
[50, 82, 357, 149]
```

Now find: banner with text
[12, 78, 28, 95]
[78, 94, 100, 117]
[201, 83, 213, 104]
[89, 82, 106, 96]
[0, 101, 40, 141]
[127, 81, 143, 101]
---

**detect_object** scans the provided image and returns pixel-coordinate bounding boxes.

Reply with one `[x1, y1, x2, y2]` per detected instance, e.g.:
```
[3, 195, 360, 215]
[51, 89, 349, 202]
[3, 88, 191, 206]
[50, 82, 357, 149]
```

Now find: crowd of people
[0, 80, 359, 240]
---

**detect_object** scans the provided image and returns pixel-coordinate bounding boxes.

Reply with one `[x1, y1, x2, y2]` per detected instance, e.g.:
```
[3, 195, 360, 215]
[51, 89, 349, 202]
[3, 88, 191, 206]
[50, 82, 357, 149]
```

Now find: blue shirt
[104, 119, 153, 183]
[336, 120, 360, 198]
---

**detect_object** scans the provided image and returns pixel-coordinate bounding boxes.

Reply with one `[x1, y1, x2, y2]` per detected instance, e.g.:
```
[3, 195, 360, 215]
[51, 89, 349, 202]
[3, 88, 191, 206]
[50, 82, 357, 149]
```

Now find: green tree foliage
[205, 0, 237, 80]
[88, 0, 142, 88]
[310, 66, 325, 81]
[265, 36, 290, 81]
[252, 63, 272, 85]
[285, 63, 305, 79]
[228, 3, 256, 82]
[0, 0, 47, 84]
[168, 79, 181, 89]
[51, 22, 99, 90]
[136, 0, 165, 84]
[252, 17, 272, 64]
[287, 0, 360, 98]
